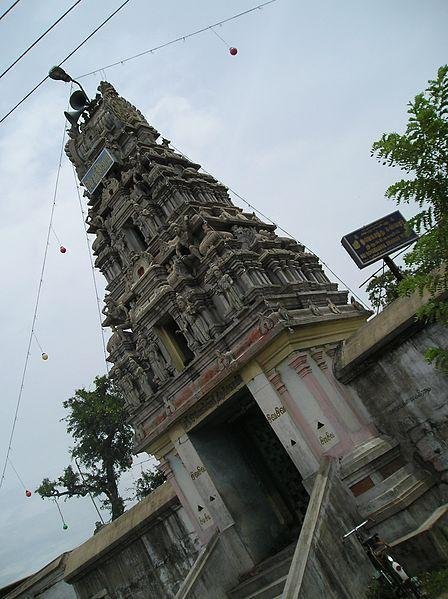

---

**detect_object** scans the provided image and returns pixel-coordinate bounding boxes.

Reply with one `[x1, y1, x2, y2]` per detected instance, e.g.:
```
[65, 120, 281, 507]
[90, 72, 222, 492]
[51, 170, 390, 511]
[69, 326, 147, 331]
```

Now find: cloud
[147, 95, 224, 155]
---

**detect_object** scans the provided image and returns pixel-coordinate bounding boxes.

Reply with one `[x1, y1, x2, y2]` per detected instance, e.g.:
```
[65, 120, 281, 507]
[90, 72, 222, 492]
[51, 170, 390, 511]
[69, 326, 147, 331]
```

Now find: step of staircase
[228, 544, 295, 599]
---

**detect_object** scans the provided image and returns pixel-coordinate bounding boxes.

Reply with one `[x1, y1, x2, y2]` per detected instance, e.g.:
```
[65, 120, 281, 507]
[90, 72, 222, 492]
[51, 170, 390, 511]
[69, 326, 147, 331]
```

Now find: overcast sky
[0, 0, 447, 587]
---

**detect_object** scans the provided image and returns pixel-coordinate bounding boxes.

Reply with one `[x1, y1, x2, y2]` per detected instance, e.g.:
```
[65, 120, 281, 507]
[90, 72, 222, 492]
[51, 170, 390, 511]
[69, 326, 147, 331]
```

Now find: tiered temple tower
[65, 83, 427, 572]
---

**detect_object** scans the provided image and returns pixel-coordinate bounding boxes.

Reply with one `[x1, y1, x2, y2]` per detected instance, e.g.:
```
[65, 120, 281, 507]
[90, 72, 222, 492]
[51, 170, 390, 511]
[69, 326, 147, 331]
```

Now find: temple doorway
[189, 387, 309, 563]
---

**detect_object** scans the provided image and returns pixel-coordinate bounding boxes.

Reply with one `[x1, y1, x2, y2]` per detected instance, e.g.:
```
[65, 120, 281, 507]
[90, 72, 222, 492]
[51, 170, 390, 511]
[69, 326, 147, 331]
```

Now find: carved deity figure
[211, 266, 244, 311]
[169, 217, 201, 262]
[111, 365, 141, 409]
[136, 335, 173, 385]
[102, 296, 130, 328]
[86, 213, 106, 234]
[307, 299, 322, 316]
[327, 298, 341, 314]
[176, 295, 212, 345]
[127, 356, 153, 397]
[199, 222, 233, 256]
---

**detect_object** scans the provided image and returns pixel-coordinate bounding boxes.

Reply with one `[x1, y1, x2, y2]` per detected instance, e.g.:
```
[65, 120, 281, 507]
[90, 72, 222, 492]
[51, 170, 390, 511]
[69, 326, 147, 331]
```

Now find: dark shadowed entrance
[189, 387, 309, 563]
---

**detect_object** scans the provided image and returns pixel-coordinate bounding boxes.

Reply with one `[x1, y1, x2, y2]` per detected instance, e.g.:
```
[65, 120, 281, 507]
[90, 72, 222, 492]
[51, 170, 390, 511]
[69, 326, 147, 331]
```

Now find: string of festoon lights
[74, 0, 279, 80]
[0, 113, 70, 497]
[0, 0, 282, 510]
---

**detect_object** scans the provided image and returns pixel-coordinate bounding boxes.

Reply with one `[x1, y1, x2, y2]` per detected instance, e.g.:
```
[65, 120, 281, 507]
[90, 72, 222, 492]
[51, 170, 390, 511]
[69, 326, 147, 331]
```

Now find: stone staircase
[228, 543, 295, 599]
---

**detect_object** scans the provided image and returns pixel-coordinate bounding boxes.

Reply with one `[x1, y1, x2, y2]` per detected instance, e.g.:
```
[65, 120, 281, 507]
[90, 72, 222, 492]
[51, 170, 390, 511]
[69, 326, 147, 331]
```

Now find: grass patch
[420, 568, 448, 598]
[366, 567, 448, 598]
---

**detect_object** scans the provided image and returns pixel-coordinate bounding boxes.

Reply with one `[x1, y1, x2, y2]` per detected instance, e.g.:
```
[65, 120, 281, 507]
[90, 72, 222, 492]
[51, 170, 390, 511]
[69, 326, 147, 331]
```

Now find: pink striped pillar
[268, 369, 322, 460]
[288, 353, 353, 456]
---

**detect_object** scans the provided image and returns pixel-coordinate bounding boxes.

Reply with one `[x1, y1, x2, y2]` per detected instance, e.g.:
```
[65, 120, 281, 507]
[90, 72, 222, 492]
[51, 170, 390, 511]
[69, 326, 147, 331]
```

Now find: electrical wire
[170, 143, 371, 310]
[7, 458, 26, 490]
[54, 497, 68, 528]
[72, 165, 110, 371]
[0, 0, 133, 126]
[74, 456, 105, 524]
[76, 0, 278, 79]
[0, 0, 83, 81]
[0, 0, 21, 22]
[0, 113, 68, 493]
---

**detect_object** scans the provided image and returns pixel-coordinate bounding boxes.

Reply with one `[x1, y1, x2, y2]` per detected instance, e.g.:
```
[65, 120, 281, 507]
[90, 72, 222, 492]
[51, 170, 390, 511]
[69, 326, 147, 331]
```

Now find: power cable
[0, 0, 133, 126]
[72, 164, 110, 371]
[0, 0, 21, 22]
[170, 143, 371, 310]
[0, 113, 68, 493]
[76, 0, 278, 79]
[7, 458, 26, 490]
[0, 0, 83, 81]
[74, 456, 105, 524]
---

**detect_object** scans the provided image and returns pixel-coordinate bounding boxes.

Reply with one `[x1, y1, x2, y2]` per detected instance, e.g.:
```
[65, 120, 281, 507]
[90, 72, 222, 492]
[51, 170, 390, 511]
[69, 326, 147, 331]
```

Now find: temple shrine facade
[63, 82, 442, 597]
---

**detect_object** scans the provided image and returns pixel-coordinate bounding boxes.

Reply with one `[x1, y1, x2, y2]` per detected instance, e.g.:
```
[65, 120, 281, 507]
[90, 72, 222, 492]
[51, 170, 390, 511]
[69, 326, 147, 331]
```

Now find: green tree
[134, 467, 166, 501]
[36, 375, 134, 520]
[371, 65, 448, 371]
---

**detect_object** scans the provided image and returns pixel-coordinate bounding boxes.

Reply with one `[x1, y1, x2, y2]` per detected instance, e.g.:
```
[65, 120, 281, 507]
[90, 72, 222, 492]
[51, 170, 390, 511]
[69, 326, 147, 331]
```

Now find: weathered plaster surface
[65, 483, 199, 599]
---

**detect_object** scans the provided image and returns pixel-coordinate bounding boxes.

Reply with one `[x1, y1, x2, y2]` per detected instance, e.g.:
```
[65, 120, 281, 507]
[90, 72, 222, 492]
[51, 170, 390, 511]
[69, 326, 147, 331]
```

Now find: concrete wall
[65, 483, 199, 599]
[283, 460, 375, 599]
[4, 554, 76, 599]
[334, 291, 448, 537]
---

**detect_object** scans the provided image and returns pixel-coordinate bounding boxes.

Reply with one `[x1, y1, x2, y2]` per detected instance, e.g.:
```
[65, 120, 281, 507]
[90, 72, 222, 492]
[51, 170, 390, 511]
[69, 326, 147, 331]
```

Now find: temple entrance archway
[189, 387, 309, 563]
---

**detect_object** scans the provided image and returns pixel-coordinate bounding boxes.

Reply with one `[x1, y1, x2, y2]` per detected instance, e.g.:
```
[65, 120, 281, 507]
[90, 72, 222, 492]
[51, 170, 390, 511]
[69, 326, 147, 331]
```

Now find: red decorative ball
[59, 246, 67, 253]
[229, 47, 238, 56]
[25, 489, 32, 497]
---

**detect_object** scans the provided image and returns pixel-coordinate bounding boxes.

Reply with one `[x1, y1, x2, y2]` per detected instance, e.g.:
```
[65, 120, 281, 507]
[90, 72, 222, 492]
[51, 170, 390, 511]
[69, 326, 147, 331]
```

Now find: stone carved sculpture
[199, 222, 233, 256]
[167, 255, 194, 286]
[327, 298, 341, 314]
[86, 213, 106, 234]
[127, 355, 154, 397]
[210, 266, 244, 312]
[307, 299, 322, 316]
[176, 294, 212, 345]
[171, 216, 201, 261]
[102, 296, 130, 328]
[136, 335, 174, 385]
[216, 349, 236, 371]
[350, 296, 365, 312]
[258, 313, 276, 335]
[110, 365, 141, 409]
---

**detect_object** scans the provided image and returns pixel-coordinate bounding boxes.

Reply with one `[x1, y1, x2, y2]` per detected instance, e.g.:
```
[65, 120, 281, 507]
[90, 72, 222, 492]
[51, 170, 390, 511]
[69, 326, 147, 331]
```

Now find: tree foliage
[371, 65, 448, 370]
[36, 375, 134, 520]
[134, 468, 166, 501]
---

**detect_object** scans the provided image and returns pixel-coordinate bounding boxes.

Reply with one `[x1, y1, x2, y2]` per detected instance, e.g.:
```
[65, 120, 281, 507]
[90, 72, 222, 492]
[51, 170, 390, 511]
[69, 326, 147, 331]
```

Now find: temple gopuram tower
[65, 82, 431, 591]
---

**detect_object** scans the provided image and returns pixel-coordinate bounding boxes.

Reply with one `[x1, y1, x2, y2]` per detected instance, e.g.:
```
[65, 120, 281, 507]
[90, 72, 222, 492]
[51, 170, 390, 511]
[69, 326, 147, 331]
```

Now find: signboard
[341, 210, 418, 269]
[81, 148, 116, 194]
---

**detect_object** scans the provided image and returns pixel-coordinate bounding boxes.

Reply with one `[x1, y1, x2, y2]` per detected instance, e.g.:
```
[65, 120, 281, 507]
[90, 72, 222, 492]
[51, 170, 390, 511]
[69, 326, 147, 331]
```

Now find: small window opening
[157, 314, 194, 370]
[123, 220, 147, 253]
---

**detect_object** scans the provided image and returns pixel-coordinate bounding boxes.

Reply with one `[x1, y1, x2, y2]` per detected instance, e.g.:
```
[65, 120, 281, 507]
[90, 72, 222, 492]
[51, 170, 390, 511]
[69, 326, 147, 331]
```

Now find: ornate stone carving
[215, 349, 236, 371]
[176, 294, 212, 345]
[327, 298, 341, 314]
[136, 334, 174, 385]
[210, 266, 243, 312]
[98, 81, 155, 131]
[110, 365, 142, 410]
[307, 299, 322, 316]
[102, 296, 130, 328]
[198, 222, 233, 256]
[350, 296, 365, 311]
[232, 226, 256, 250]
[258, 313, 276, 335]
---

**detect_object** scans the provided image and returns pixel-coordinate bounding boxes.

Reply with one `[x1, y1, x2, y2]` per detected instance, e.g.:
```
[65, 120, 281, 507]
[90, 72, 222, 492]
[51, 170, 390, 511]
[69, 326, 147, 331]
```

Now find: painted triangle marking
[290, 439, 297, 446]
[197, 505, 204, 512]
[317, 421, 324, 429]
[209, 495, 215, 502]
